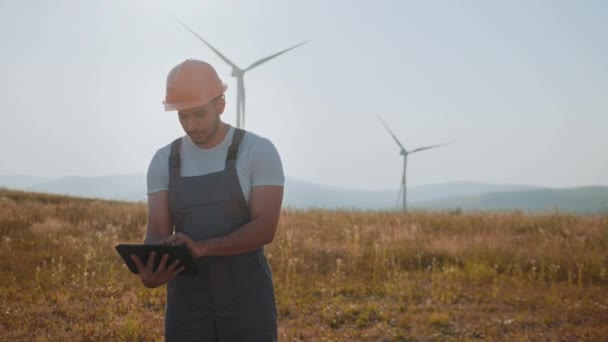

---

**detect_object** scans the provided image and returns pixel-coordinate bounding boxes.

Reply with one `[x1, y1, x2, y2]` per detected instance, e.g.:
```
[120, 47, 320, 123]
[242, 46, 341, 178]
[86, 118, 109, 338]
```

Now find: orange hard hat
[163, 59, 228, 111]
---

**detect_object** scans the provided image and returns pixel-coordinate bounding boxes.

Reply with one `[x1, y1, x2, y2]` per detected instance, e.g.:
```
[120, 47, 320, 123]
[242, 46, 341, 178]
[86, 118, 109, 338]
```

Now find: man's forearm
[196, 218, 276, 257]
[144, 230, 172, 244]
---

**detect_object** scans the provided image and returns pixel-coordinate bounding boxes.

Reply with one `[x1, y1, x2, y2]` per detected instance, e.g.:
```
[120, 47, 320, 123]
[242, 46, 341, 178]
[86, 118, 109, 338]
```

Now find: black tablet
[115, 244, 199, 275]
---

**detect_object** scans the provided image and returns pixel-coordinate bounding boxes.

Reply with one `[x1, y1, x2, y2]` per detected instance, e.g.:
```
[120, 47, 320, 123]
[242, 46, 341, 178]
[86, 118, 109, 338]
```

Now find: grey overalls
[165, 128, 277, 342]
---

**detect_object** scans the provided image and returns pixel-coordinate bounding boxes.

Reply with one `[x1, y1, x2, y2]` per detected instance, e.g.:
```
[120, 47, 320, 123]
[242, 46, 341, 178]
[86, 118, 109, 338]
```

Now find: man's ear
[215, 96, 226, 114]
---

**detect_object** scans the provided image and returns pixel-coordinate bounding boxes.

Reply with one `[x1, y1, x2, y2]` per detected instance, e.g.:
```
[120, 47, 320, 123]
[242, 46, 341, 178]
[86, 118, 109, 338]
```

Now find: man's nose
[184, 118, 201, 131]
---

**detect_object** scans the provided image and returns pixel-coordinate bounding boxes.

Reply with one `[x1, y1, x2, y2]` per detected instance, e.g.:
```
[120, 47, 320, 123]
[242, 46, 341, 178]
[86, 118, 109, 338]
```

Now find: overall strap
[168, 137, 182, 227]
[169, 138, 182, 181]
[223, 128, 251, 221]
[225, 128, 245, 171]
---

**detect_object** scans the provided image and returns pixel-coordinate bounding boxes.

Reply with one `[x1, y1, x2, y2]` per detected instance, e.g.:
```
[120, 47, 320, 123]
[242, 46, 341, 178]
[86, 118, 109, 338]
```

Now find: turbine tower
[173, 17, 309, 128]
[376, 114, 449, 212]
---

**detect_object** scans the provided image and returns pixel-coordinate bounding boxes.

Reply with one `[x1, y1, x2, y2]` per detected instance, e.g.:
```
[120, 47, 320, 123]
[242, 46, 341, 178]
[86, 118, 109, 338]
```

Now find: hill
[416, 186, 608, 214]
[1, 174, 606, 213]
[283, 178, 539, 209]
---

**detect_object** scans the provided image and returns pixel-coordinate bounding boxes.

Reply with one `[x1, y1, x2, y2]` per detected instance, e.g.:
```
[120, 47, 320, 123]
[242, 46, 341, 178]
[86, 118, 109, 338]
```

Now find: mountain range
[0, 174, 606, 214]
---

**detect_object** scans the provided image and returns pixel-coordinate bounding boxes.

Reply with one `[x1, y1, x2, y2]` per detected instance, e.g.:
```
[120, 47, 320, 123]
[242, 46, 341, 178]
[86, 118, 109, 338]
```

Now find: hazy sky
[1, 0, 607, 190]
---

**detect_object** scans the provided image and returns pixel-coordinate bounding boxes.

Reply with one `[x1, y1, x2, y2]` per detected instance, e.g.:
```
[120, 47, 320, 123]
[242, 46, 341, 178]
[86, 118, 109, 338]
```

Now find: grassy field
[1, 189, 607, 341]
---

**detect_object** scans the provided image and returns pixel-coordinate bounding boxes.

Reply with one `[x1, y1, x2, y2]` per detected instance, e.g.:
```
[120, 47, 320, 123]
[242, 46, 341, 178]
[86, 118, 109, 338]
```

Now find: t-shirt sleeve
[146, 148, 170, 195]
[250, 138, 285, 187]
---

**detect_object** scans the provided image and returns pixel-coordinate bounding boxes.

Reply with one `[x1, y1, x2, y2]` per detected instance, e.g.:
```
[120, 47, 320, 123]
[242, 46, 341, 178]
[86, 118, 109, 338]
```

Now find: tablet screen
[115, 244, 199, 275]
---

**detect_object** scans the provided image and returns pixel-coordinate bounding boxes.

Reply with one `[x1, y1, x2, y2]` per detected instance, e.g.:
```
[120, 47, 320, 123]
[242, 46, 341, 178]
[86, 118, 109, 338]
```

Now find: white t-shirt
[147, 125, 284, 207]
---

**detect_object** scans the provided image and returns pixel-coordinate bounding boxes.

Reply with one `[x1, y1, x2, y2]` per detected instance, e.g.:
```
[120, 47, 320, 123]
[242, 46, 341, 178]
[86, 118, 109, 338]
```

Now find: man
[131, 59, 284, 341]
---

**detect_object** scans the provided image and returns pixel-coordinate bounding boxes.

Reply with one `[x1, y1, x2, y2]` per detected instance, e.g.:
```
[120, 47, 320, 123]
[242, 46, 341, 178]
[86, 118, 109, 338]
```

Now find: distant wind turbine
[173, 16, 309, 128]
[376, 113, 450, 212]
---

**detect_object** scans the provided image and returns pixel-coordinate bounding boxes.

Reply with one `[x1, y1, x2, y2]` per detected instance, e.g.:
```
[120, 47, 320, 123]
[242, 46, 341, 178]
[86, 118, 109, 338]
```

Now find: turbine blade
[409, 142, 452, 154]
[245, 40, 310, 72]
[172, 16, 240, 70]
[375, 112, 406, 152]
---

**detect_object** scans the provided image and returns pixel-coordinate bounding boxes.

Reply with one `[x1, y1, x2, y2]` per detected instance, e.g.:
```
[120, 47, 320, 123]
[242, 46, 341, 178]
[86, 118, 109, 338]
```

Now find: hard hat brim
[163, 83, 228, 111]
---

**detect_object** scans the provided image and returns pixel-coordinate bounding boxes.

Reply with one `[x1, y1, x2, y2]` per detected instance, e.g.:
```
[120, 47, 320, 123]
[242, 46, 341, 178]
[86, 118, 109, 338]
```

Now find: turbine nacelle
[375, 112, 451, 212]
[173, 15, 308, 128]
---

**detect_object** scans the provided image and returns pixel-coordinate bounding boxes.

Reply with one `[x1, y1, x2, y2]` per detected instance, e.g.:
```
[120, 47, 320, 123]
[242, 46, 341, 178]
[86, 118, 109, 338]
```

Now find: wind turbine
[376, 113, 449, 212]
[173, 16, 309, 128]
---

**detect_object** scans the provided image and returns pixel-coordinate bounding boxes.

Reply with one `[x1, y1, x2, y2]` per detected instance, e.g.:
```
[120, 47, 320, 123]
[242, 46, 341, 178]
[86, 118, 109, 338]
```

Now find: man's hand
[131, 252, 185, 288]
[162, 233, 207, 258]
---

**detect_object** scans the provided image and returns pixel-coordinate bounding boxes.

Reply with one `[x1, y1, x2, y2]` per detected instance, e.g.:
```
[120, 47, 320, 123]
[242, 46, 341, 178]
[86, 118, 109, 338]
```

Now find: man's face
[178, 97, 225, 148]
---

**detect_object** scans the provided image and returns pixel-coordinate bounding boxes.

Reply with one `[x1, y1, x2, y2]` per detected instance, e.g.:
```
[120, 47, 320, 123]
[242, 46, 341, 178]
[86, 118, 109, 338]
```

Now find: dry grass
[1, 189, 607, 341]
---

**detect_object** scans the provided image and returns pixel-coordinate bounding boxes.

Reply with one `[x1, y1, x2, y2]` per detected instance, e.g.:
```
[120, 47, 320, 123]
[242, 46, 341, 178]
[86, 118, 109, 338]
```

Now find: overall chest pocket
[174, 185, 234, 241]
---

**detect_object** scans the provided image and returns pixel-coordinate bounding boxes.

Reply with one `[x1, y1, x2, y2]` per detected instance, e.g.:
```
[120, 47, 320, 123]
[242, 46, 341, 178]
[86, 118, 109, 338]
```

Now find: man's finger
[171, 234, 184, 246]
[146, 251, 156, 273]
[131, 255, 145, 274]
[166, 259, 182, 273]
[158, 253, 170, 272]
[160, 235, 171, 245]
[170, 266, 186, 279]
